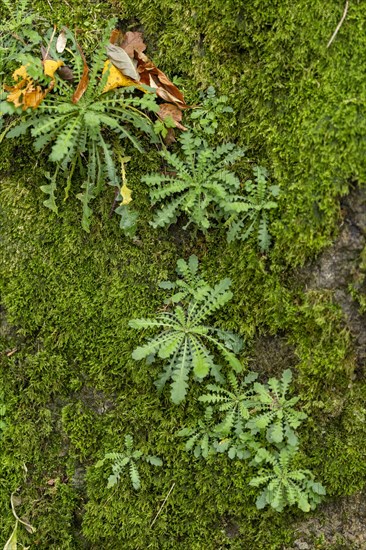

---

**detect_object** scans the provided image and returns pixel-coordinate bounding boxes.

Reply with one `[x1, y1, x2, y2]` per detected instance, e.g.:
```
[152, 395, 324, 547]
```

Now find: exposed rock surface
[306, 186, 366, 368]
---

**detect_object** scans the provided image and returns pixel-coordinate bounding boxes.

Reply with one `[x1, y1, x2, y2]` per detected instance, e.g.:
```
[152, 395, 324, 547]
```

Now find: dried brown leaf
[57, 65, 74, 83]
[72, 44, 89, 104]
[110, 28, 124, 45]
[164, 127, 176, 146]
[121, 31, 146, 57]
[158, 103, 187, 131]
[136, 52, 186, 107]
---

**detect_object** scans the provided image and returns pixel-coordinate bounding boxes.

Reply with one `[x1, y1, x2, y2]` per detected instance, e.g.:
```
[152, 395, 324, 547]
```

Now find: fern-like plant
[142, 131, 246, 232]
[198, 371, 258, 436]
[177, 407, 218, 458]
[95, 434, 162, 490]
[226, 165, 280, 250]
[249, 446, 326, 512]
[246, 369, 307, 446]
[158, 254, 212, 304]
[2, 20, 159, 232]
[190, 86, 234, 136]
[129, 265, 243, 404]
[184, 369, 308, 455]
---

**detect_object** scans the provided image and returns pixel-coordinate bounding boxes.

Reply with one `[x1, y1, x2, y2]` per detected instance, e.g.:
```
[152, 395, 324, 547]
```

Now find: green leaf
[146, 456, 163, 466]
[129, 461, 141, 490]
[4, 521, 18, 550]
[107, 473, 119, 488]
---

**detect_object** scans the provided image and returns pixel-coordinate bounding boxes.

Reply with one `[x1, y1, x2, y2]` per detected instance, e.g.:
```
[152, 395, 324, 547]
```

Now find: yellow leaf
[43, 59, 64, 78]
[121, 182, 132, 205]
[102, 60, 146, 93]
[5, 88, 23, 108]
[22, 87, 45, 109]
[12, 65, 29, 81]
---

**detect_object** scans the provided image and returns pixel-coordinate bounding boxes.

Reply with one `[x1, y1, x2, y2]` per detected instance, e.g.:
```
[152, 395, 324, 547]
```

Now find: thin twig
[327, 1, 349, 48]
[46, 0, 54, 10]
[44, 25, 57, 61]
[150, 482, 176, 528]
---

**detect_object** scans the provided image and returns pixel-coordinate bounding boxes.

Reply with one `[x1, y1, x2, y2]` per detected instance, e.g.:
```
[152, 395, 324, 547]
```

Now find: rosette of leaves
[158, 254, 212, 305]
[249, 447, 326, 512]
[177, 407, 218, 458]
[129, 276, 243, 404]
[212, 430, 260, 460]
[246, 369, 307, 446]
[95, 434, 162, 490]
[142, 131, 246, 232]
[2, 20, 159, 232]
[226, 165, 280, 251]
[199, 371, 258, 436]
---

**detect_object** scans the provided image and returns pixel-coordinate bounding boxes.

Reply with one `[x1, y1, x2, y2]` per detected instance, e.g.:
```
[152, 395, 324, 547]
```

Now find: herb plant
[2, 20, 159, 232]
[143, 133, 279, 249]
[246, 369, 307, 446]
[129, 277, 242, 404]
[249, 446, 326, 512]
[158, 254, 212, 304]
[95, 434, 162, 490]
[142, 131, 246, 232]
[190, 86, 234, 136]
[226, 165, 280, 250]
[177, 407, 218, 458]
[178, 368, 325, 511]
[129, 255, 243, 404]
[198, 371, 258, 436]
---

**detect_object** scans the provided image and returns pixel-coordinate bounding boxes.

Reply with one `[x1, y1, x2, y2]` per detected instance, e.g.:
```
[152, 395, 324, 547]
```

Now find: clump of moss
[1, 0, 366, 548]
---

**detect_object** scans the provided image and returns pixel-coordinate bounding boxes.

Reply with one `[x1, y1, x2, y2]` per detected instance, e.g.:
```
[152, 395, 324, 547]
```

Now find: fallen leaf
[22, 87, 45, 109]
[119, 154, 132, 205]
[136, 52, 186, 107]
[102, 60, 137, 92]
[164, 127, 176, 145]
[12, 65, 29, 81]
[57, 65, 74, 83]
[106, 44, 140, 81]
[120, 31, 146, 57]
[158, 103, 187, 130]
[110, 28, 124, 45]
[56, 29, 67, 53]
[10, 492, 36, 534]
[72, 44, 89, 104]
[121, 182, 132, 205]
[4, 66, 46, 110]
[41, 46, 74, 83]
[43, 59, 64, 78]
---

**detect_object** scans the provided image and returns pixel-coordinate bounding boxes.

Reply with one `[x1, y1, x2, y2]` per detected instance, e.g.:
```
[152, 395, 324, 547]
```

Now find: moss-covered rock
[1, 0, 366, 548]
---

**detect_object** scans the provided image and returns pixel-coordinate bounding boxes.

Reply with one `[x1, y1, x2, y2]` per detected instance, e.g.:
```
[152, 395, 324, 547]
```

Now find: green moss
[1, 0, 366, 547]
